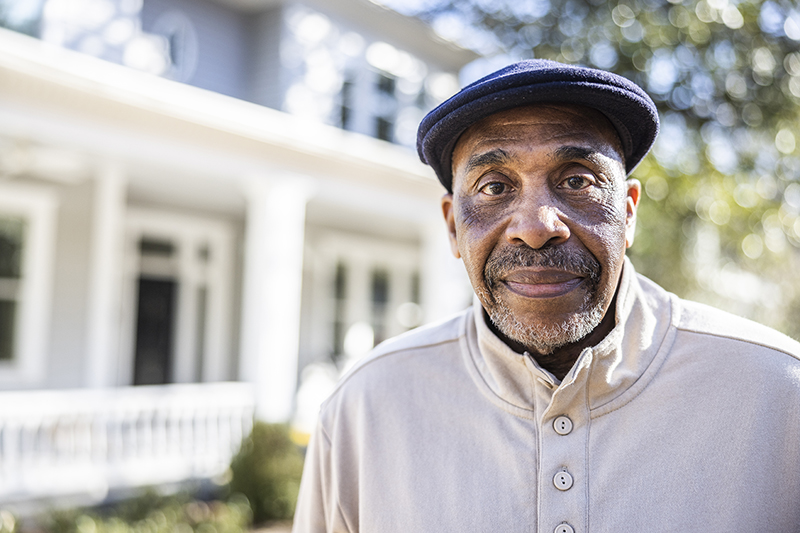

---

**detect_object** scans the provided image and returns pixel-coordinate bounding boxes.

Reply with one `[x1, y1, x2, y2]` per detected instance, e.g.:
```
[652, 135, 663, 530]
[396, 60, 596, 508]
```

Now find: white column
[239, 177, 313, 422]
[85, 163, 127, 388]
[419, 217, 472, 323]
[304, 245, 332, 364]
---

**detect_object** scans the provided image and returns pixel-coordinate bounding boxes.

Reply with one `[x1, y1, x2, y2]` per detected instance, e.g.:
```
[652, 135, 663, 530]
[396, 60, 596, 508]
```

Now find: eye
[480, 181, 509, 196]
[562, 175, 592, 190]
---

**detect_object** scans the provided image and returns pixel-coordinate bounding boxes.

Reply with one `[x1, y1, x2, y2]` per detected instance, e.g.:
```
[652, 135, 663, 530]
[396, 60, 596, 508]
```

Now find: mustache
[484, 245, 601, 289]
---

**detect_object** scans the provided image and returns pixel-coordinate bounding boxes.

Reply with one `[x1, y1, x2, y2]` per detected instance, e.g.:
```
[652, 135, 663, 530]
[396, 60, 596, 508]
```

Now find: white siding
[247, 6, 285, 109]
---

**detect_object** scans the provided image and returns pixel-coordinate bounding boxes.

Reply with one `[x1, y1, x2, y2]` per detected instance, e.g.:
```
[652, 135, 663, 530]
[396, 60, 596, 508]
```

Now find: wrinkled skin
[442, 104, 641, 380]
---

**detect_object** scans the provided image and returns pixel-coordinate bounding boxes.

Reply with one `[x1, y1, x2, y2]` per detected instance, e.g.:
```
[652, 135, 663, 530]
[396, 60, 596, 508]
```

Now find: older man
[293, 61, 800, 533]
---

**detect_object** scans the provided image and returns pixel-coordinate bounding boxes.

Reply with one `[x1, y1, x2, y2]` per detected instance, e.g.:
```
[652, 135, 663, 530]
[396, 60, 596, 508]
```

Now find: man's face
[442, 104, 640, 355]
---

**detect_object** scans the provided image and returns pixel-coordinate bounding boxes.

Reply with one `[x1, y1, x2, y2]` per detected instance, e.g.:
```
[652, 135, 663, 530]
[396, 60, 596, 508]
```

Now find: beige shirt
[294, 260, 800, 533]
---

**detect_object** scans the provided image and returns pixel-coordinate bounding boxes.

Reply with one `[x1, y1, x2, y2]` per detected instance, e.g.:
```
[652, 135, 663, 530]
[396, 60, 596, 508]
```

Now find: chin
[484, 289, 607, 355]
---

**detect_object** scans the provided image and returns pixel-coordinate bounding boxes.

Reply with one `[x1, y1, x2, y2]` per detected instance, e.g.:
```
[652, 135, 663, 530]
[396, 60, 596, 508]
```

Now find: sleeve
[292, 419, 337, 533]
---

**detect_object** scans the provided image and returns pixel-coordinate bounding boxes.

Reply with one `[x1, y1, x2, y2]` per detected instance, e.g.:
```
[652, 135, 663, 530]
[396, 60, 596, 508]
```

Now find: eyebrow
[463, 149, 511, 174]
[553, 145, 598, 162]
[553, 145, 617, 167]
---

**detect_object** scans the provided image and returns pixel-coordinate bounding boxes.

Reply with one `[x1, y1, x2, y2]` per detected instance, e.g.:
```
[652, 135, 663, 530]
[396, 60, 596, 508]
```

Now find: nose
[504, 197, 570, 250]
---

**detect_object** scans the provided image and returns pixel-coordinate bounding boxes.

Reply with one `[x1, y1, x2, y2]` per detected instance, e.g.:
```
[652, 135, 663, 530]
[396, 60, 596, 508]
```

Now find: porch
[0, 382, 255, 508]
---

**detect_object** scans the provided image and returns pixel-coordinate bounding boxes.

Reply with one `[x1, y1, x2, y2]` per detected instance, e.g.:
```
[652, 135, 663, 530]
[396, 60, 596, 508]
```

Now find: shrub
[228, 422, 305, 524]
[39, 492, 252, 533]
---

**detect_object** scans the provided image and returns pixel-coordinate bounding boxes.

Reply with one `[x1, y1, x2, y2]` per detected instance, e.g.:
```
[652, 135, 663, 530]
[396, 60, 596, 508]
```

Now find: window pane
[377, 74, 395, 94]
[371, 269, 389, 305]
[0, 217, 25, 279]
[410, 271, 420, 304]
[0, 299, 16, 361]
[133, 278, 176, 385]
[375, 117, 393, 141]
[371, 269, 390, 344]
[340, 79, 353, 130]
[334, 262, 347, 300]
[139, 238, 175, 257]
[332, 262, 348, 359]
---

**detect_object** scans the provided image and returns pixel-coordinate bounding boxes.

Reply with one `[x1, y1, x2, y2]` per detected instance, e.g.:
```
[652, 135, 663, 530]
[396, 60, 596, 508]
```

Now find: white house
[0, 0, 475, 508]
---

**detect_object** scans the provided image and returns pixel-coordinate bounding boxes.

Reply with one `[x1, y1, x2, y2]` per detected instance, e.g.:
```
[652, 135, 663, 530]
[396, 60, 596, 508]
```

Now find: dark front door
[133, 277, 176, 385]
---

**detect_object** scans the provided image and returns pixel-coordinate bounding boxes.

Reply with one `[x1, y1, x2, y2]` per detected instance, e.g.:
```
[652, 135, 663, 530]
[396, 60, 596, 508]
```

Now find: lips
[483, 244, 601, 300]
[502, 269, 585, 298]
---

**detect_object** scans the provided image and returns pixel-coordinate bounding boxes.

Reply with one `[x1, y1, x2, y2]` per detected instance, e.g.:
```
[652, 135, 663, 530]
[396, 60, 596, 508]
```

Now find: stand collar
[465, 257, 674, 417]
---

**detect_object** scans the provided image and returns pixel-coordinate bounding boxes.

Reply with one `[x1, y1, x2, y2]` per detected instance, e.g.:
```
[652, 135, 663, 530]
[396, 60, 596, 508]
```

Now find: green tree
[391, 0, 800, 338]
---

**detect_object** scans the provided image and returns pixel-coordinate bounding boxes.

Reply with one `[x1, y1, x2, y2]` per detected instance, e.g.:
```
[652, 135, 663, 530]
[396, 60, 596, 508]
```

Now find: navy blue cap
[417, 59, 660, 192]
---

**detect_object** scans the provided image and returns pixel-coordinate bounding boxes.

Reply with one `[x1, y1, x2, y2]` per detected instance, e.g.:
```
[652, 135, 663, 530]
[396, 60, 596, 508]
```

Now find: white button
[553, 470, 574, 491]
[553, 416, 573, 435]
[555, 523, 575, 533]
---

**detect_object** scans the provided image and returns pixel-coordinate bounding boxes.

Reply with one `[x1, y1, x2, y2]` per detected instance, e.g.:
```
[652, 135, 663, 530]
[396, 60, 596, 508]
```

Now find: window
[340, 79, 354, 130]
[133, 237, 179, 385]
[373, 71, 397, 142]
[332, 262, 347, 360]
[122, 208, 235, 386]
[370, 269, 390, 344]
[410, 271, 420, 305]
[0, 184, 57, 385]
[306, 233, 422, 373]
[375, 116, 393, 141]
[0, 217, 24, 361]
[377, 74, 395, 95]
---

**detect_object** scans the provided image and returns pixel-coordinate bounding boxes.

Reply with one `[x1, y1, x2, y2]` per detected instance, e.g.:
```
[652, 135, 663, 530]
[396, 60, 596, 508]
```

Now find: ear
[624, 179, 641, 249]
[441, 193, 461, 259]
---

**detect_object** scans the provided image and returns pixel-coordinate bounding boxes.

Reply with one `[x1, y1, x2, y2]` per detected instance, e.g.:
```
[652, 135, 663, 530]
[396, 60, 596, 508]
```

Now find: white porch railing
[0, 382, 255, 505]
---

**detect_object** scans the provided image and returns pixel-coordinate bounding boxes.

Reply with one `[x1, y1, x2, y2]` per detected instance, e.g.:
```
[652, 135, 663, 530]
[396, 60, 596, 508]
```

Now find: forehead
[452, 104, 624, 176]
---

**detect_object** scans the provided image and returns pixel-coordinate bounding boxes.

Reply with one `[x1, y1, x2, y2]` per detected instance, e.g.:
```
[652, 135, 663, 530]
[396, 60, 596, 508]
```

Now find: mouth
[501, 269, 586, 299]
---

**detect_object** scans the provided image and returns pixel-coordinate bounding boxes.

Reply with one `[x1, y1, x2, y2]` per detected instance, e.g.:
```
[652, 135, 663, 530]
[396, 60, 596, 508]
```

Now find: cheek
[573, 186, 627, 224]
[458, 199, 497, 230]
[592, 201, 628, 241]
[567, 191, 629, 259]
[455, 200, 504, 277]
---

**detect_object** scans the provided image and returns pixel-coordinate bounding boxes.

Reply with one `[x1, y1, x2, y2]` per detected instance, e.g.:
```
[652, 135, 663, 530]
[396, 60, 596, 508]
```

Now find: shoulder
[630, 270, 800, 361]
[320, 308, 470, 409]
[676, 298, 800, 366]
[367, 308, 468, 361]
[630, 269, 799, 377]
[628, 273, 800, 399]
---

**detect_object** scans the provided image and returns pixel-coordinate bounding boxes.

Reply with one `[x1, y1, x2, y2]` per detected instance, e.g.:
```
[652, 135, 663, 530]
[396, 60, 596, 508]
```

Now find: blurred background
[0, 0, 798, 529]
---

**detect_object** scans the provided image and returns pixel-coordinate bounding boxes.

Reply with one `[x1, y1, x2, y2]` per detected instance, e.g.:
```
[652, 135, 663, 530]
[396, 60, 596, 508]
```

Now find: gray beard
[484, 290, 606, 355]
[480, 245, 605, 355]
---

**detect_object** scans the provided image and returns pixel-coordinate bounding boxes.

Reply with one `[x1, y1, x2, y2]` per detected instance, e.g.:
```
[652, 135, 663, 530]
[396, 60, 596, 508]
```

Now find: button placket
[538, 378, 588, 533]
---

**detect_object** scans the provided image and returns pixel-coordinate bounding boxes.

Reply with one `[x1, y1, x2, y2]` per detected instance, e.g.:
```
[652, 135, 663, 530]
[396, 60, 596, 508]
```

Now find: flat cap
[417, 59, 660, 192]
